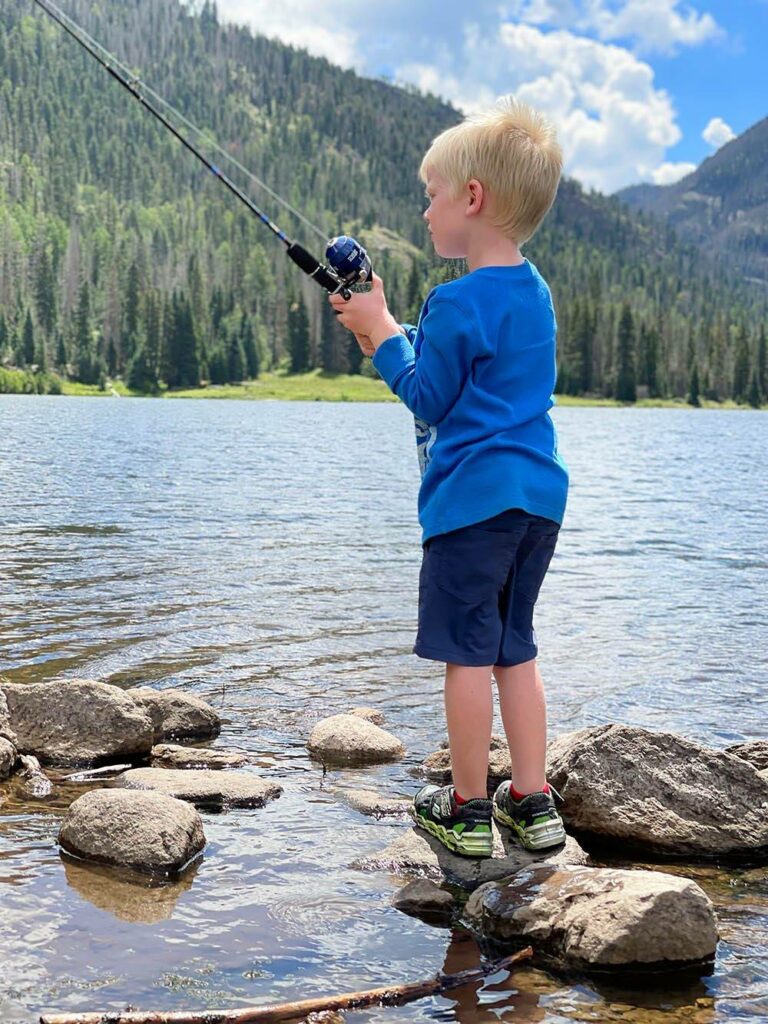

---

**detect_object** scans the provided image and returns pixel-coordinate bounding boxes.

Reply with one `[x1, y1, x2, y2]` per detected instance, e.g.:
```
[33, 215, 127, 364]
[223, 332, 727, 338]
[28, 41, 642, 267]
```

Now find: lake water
[0, 395, 766, 1024]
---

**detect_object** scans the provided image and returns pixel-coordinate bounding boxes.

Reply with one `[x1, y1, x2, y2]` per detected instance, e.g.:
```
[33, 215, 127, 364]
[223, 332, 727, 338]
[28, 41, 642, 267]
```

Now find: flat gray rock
[334, 787, 411, 818]
[112, 767, 282, 809]
[726, 740, 768, 772]
[464, 864, 718, 969]
[308, 714, 405, 766]
[422, 734, 511, 787]
[59, 788, 205, 876]
[1, 679, 154, 766]
[150, 743, 247, 769]
[354, 825, 589, 889]
[0, 737, 16, 781]
[127, 687, 220, 742]
[547, 724, 768, 860]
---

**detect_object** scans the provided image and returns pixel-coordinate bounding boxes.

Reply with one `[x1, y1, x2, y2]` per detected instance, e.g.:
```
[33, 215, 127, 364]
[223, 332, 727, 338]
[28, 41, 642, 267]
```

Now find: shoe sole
[493, 805, 566, 851]
[411, 808, 493, 858]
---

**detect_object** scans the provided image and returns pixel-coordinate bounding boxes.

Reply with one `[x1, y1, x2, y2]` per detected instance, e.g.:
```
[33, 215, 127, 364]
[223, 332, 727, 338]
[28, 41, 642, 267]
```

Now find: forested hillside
[619, 117, 768, 288]
[0, 0, 766, 404]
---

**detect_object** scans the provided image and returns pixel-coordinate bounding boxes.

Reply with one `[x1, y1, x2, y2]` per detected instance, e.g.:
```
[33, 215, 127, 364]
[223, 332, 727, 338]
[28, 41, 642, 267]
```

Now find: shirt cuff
[372, 333, 416, 389]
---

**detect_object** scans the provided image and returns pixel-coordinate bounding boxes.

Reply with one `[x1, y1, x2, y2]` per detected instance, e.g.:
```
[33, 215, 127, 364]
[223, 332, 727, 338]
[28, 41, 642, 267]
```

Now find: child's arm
[372, 297, 475, 424]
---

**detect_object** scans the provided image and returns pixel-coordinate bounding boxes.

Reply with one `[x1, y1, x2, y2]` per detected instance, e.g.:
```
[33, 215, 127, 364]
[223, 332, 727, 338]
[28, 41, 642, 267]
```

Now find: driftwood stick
[40, 946, 533, 1024]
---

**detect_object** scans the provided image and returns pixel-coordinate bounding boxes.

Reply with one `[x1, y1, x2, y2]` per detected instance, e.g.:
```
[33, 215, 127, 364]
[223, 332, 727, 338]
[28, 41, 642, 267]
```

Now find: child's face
[423, 170, 472, 259]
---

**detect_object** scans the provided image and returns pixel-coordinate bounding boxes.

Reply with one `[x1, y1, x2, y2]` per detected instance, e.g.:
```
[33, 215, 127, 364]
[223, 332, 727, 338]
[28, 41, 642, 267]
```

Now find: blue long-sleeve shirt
[372, 259, 569, 543]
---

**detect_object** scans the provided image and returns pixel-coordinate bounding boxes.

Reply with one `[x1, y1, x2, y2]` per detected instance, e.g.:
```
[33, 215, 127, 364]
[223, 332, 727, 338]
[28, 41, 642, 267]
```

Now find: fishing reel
[325, 236, 373, 295]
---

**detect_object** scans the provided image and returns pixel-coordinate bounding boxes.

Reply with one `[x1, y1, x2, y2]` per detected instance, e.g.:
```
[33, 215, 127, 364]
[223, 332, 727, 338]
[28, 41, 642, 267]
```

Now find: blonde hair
[419, 96, 563, 245]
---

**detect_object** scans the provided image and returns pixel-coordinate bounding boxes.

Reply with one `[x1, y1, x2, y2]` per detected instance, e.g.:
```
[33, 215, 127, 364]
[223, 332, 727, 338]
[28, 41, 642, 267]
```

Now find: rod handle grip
[287, 243, 348, 297]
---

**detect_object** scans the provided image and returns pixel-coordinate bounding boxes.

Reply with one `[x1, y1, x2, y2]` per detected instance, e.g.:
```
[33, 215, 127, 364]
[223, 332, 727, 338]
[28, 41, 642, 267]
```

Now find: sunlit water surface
[0, 396, 766, 1024]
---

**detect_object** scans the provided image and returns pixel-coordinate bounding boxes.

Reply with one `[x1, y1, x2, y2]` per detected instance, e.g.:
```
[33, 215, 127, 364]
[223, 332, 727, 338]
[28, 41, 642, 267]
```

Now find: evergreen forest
[0, 0, 766, 405]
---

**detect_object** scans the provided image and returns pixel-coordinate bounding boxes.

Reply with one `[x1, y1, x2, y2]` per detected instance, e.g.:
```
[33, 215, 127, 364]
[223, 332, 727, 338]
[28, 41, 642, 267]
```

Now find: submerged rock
[726, 740, 768, 772]
[392, 878, 455, 924]
[349, 707, 386, 726]
[150, 743, 247, 769]
[354, 826, 589, 889]
[112, 767, 282, 809]
[1, 679, 153, 766]
[59, 789, 205, 876]
[308, 713, 405, 766]
[126, 687, 220, 742]
[334, 787, 411, 818]
[422, 734, 511, 788]
[546, 724, 768, 861]
[464, 864, 718, 969]
[15, 754, 53, 798]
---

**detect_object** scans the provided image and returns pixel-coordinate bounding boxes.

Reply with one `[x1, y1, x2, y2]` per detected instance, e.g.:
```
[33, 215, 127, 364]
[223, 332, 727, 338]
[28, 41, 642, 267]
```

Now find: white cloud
[702, 116, 736, 148]
[509, 0, 722, 55]
[204, 1, 703, 193]
[651, 161, 696, 184]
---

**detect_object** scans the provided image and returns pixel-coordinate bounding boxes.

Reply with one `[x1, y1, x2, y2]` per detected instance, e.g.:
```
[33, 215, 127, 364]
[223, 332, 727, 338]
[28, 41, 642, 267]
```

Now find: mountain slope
[618, 117, 768, 284]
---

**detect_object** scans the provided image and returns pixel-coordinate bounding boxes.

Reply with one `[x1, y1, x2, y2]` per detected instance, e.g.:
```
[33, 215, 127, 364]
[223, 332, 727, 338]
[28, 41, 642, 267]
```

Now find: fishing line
[30, 0, 372, 298]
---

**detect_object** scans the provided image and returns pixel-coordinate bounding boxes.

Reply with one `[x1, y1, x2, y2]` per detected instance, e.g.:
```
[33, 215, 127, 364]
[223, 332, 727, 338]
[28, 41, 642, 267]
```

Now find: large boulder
[1, 679, 154, 766]
[546, 725, 768, 861]
[58, 789, 206, 876]
[112, 768, 282, 809]
[354, 826, 589, 890]
[150, 743, 247, 769]
[464, 864, 718, 969]
[308, 714, 405, 766]
[126, 687, 220, 742]
[333, 787, 411, 819]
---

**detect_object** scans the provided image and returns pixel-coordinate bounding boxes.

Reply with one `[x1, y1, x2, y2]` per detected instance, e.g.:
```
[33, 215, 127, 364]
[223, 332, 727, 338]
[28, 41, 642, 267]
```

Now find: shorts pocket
[515, 528, 559, 603]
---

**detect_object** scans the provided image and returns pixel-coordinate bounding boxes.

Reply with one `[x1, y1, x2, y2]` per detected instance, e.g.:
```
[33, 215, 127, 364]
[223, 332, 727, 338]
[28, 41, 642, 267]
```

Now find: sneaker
[492, 781, 566, 851]
[411, 784, 493, 858]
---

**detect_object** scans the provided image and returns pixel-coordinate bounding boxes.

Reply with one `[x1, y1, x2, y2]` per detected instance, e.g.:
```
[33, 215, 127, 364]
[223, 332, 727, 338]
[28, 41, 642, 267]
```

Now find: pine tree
[615, 304, 636, 403]
[288, 296, 311, 374]
[757, 324, 767, 400]
[687, 360, 700, 407]
[747, 369, 761, 409]
[34, 245, 56, 340]
[74, 280, 98, 384]
[227, 330, 245, 382]
[241, 313, 260, 379]
[22, 310, 35, 367]
[732, 325, 750, 402]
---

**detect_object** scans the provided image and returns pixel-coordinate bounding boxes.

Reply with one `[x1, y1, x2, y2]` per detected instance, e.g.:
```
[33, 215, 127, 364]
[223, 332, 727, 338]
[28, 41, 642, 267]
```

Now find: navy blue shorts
[414, 508, 560, 667]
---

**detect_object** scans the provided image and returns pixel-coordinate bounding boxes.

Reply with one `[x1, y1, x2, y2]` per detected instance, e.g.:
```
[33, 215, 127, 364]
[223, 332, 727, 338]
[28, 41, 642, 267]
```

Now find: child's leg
[445, 663, 494, 800]
[493, 658, 547, 794]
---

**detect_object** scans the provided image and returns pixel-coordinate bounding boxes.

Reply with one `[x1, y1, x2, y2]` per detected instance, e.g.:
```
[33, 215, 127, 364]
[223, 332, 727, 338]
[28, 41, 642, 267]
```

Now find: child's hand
[328, 273, 402, 350]
[353, 333, 375, 357]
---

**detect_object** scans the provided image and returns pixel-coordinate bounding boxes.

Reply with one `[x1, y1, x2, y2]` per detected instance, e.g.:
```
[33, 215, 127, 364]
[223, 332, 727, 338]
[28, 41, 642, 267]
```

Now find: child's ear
[467, 179, 484, 213]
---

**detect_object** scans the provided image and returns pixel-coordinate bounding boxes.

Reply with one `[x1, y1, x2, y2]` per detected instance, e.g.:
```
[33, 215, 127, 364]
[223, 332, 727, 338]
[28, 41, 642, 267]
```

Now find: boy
[329, 96, 568, 858]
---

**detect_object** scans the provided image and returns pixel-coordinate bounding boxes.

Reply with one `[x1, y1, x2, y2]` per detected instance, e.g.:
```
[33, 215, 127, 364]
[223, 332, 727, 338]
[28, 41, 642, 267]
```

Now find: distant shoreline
[1, 370, 764, 409]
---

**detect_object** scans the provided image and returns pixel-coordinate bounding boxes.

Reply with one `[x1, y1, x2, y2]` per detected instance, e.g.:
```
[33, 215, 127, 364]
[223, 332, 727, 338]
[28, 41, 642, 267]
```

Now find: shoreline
[0, 369, 764, 409]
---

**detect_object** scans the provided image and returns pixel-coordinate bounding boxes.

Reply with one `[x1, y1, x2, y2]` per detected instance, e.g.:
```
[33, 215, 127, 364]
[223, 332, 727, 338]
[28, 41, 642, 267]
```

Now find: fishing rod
[30, 0, 372, 300]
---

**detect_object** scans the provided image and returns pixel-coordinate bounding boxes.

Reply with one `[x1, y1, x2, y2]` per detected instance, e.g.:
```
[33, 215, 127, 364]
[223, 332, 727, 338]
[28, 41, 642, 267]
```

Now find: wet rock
[150, 743, 247, 769]
[725, 740, 768, 772]
[112, 767, 282, 809]
[354, 826, 589, 889]
[0, 736, 16, 781]
[59, 789, 205, 876]
[1, 679, 154, 766]
[464, 864, 718, 969]
[422, 734, 511, 788]
[349, 707, 386, 726]
[334, 787, 411, 818]
[308, 713, 405, 766]
[0, 686, 16, 745]
[126, 687, 220, 742]
[546, 724, 768, 860]
[15, 754, 53, 798]
[392, 878, 455, 924]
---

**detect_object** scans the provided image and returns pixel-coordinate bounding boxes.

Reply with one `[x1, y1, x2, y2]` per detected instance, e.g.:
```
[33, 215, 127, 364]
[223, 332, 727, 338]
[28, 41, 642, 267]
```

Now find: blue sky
[204, 0, 768, 194]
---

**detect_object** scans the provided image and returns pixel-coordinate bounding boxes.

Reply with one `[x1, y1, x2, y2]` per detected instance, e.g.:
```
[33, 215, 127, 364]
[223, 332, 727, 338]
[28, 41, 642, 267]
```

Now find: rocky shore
[3, 677, 767, 979]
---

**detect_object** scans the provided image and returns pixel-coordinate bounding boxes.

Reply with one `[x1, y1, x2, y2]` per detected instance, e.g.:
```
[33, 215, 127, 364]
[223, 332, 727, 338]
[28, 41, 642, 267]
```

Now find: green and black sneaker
[492, 781, 566, 851]
[411, 784, 493, 858]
